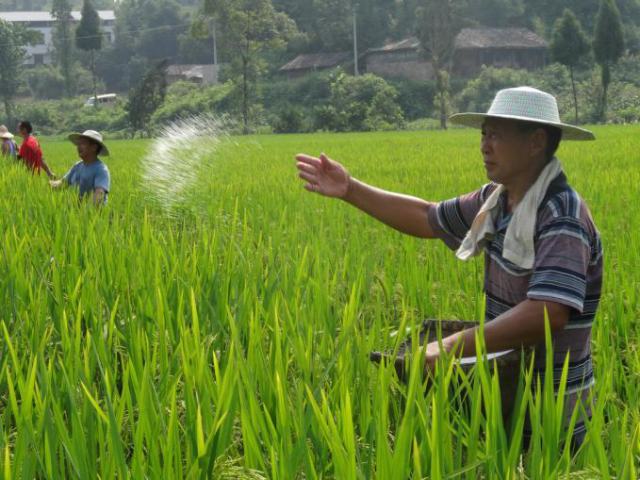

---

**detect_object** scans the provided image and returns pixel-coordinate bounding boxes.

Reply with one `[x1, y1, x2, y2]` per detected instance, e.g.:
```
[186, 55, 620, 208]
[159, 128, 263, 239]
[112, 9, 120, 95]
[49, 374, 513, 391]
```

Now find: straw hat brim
[449, 112, 596, 141]
[68, 133, 110, 157]
[1, 132, 14, 139]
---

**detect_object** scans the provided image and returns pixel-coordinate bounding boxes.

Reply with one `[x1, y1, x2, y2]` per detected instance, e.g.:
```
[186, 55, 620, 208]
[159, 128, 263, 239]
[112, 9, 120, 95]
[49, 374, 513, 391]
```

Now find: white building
[0, 10, 116, 66]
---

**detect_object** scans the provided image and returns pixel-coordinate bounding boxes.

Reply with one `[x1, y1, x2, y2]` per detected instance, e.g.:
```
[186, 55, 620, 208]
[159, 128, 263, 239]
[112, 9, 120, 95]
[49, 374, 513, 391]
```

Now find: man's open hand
[295, 153, 351, 199]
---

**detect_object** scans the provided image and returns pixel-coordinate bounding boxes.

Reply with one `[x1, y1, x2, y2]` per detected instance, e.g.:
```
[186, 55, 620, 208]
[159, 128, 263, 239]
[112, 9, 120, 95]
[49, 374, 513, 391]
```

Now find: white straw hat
[450, 87, 595, 141]
[1, 131, 14, 139]
[68, 130, 110, 156]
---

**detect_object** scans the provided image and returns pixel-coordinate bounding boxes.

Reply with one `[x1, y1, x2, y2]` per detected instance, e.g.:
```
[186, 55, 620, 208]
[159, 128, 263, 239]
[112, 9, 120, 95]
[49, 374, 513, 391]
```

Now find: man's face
[480, 119, 545, 185]
[77, 137, 99, 160]
[17, 125, 27, 138]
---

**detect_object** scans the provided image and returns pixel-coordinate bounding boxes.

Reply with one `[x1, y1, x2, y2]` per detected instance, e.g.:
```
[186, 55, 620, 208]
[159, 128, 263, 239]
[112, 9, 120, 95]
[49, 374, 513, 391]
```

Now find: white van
[84, 94, 117, 107]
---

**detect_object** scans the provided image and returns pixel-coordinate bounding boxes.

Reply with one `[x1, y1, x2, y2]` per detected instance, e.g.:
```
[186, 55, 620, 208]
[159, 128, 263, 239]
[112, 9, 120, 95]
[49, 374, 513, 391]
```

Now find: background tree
[0, 21, 41, 125]
[416, 0, 464, 129]
[136, 0, 186, 61]
[203, 0, 296, 134]
[550, 9, 591, 124]
[76, 0, 103, 107]
[464, 0, 525, 27]
[51, 0, 76, 98]
[126, 61, 168, 137]
[594, 0, 625, 121]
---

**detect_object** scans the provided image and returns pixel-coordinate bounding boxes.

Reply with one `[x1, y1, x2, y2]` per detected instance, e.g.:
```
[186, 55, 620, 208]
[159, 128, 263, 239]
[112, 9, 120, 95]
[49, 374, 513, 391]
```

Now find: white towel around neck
[456, 158, 563, 270]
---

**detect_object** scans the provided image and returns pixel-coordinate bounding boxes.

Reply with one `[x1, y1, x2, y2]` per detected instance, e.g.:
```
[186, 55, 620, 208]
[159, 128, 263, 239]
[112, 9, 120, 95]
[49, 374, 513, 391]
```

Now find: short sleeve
[63, 164, 77, 182]
[428, 183, 496, 250]
[527, 216, 591, 313]
[95, 165, 110, 193]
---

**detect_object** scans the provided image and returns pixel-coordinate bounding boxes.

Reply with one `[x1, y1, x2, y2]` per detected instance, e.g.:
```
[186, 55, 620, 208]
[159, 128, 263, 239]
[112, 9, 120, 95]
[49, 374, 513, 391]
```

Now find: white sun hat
[68, 130, 110, 156]
[450, 86, 595, 141]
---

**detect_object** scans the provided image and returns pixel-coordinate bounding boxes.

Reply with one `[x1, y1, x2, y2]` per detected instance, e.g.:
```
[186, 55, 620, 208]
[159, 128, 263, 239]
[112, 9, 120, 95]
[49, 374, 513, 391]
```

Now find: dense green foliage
[313, 73, 405, 132]
[0, 127, 638, 477]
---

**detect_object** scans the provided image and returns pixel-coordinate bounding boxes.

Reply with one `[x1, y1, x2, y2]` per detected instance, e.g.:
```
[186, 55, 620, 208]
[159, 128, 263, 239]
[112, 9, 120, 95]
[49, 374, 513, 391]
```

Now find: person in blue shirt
[50, 130, 111, 205]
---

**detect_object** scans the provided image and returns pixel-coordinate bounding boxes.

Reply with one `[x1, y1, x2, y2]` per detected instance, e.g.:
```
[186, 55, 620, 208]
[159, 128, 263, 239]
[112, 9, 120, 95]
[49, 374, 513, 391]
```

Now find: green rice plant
[0, 126, 638, 478]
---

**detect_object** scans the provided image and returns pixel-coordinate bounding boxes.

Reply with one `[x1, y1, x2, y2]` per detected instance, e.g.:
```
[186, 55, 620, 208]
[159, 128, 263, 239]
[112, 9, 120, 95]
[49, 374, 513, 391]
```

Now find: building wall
[363, 50, 433, 81]
[453, 48, 546, 77]
[0, 16, 115, 66]
[363, 47, 546, 81]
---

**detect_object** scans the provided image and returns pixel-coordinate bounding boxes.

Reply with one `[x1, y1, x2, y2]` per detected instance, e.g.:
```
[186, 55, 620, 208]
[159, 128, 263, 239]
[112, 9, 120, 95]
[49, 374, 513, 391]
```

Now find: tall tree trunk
[435, 69, 449, 130]
[242, 56, 249, 135]
[3, 97, 14, 128]
[91, 50, 97, 110]
[570, 65, 579, 125]
[600, 62, 610, 122]
[63, 40, 74, 98]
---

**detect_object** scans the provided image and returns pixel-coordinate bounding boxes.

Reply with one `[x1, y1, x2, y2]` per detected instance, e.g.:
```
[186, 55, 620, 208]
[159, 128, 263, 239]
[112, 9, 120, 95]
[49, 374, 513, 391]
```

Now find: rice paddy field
[0, 126, 638, 479]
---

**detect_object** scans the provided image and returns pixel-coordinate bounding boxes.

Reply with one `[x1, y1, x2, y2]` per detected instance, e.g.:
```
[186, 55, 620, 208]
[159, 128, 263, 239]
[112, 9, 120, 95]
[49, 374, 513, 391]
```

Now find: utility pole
[211, 18, 218, 66]
[353, 10, 359, 76]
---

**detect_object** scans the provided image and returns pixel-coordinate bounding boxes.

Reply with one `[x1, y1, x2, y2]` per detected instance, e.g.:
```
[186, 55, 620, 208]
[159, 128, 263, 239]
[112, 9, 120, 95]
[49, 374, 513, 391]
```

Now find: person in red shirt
[17, 121, 55, 179]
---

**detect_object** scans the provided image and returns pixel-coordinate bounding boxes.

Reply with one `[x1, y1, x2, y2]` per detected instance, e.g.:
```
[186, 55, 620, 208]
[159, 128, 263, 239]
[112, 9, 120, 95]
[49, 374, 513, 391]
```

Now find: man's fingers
[296, 162, 318, 176]
[298, 171, 318, 184]
[295, 154, 322, 168]
[320, 153, 332, 169]
[303, 183, 319, 193]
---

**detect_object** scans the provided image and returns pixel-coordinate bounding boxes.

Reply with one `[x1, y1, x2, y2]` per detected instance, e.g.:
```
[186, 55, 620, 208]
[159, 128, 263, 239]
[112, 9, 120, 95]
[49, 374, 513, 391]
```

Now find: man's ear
[529, 128, 547, 158]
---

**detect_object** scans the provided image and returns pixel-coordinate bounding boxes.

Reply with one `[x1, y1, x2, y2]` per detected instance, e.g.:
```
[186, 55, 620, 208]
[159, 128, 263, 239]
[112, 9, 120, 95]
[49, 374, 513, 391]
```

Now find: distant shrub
[386, 77, 437, 121]
[151, 81, 235, 126]
[313, 73, 405, 132]
[271, 103, 305, 133]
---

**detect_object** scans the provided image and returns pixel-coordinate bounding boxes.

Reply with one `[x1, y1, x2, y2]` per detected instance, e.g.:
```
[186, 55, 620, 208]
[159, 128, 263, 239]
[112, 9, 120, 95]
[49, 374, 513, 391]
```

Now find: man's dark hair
[515, 120, 563, 163]
[18, 121, 33, 134]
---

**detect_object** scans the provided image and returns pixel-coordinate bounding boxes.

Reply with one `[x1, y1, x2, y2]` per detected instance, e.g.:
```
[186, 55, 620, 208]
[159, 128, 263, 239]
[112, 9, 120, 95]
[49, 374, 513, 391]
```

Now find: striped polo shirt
[428, 172, 603, 442]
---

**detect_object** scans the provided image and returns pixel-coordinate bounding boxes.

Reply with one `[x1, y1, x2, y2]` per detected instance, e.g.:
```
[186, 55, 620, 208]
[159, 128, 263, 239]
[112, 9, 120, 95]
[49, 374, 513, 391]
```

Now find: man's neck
[504, 158, 548, 212]
[82, 156, 99, 165]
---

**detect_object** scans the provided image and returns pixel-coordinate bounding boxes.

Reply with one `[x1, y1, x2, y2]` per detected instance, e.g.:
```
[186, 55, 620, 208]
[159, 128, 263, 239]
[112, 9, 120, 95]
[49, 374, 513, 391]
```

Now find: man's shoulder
[538, 184, 600, 239]
[95, 160, 109, 172]
[540, 185, 587, 220]
[479, 182, 500, 201]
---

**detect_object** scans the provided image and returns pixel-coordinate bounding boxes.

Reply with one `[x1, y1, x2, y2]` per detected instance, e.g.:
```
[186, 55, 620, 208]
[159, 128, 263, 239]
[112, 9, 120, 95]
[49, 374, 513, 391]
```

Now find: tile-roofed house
[0, 11, 116, 66]
[279, 52, 351, 80]
[360, 28, 548, 81]
[360, 37, 432, 81]
[454, 28, 548, 76]
[455, 28, 548, 49]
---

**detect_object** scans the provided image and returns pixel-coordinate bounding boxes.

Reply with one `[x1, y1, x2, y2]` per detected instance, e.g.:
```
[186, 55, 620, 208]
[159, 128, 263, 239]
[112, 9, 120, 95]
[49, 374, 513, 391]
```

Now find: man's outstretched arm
[296, 153, 438, 239]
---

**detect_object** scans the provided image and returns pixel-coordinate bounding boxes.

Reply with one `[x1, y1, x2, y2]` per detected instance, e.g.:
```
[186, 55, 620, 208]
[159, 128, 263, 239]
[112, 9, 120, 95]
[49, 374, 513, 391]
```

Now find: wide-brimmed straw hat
[68, 130, 110, 156]
[450, 87, 595, 141]
[1, 131, 14, 139]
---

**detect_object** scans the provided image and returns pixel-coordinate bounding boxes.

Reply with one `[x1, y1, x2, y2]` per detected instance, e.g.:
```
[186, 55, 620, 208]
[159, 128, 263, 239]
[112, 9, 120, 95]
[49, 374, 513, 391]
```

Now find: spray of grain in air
[140, 113, 237, 216]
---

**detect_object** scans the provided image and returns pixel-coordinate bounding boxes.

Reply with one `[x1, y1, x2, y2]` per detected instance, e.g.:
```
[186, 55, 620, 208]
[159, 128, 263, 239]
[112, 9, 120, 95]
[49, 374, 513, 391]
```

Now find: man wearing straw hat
[0, 125, 19, 162]
[295, 87, 602, 449]
[50, 130, 111, 206]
